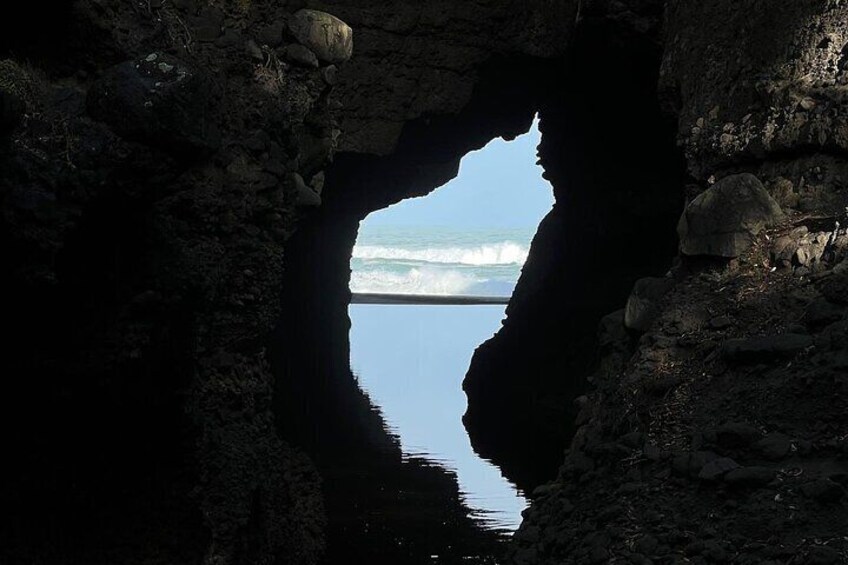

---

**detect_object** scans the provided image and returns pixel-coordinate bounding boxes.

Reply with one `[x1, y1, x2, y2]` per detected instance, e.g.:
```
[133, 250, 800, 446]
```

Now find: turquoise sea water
[349, 225, 534, 531]
[351, 226, 534, 297]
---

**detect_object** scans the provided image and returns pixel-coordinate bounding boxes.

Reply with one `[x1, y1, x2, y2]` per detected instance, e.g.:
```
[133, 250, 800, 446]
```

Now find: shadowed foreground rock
[678, 173, 784, 258]
[2, 0, 848, 564]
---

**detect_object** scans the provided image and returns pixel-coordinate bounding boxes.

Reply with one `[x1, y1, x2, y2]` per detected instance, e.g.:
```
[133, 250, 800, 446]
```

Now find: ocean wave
[350, 267, 481, 295]
[352, 242, 529, 266]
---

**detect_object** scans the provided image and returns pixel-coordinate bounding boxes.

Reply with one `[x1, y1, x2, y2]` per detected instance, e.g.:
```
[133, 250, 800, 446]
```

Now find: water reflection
[349, 303, 527, 532]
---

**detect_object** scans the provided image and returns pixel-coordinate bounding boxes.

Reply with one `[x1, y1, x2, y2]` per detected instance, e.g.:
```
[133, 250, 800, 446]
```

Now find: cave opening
[272, 20, 687, 562]
[348, 117, 554, 531]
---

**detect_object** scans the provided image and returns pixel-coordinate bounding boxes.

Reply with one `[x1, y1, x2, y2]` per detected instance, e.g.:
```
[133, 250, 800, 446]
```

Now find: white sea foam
[352, 242, 529, 266]
[350, 267, 481, 295]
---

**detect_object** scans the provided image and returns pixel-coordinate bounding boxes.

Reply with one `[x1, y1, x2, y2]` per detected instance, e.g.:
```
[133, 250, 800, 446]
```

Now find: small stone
[807, 546, 840, 565]
[755, 433, 792, 461]
[804, 298, 845, 329]
[801, 479, 846, 502]
[322, 64, 338, 85]
[624, 277, 675, 332]
[288, 9, 353, 64]
[699, 457, 740, 481]
[246, 39, 264, 61]
[292, 172, 321, 206]
[310, 171, 326, 195]
[724, 466, 776, 487]
[215, 29, 241, 49]
[686, 451, 717, 478]
[284, 44, 320, 69]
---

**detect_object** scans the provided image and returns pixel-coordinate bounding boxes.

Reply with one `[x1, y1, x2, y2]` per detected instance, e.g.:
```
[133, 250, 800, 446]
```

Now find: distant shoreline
[350, 293, 511, 305]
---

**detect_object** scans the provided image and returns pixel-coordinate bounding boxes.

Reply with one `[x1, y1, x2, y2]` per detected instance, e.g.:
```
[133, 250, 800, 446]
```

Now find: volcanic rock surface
[2, 1, 848, 564]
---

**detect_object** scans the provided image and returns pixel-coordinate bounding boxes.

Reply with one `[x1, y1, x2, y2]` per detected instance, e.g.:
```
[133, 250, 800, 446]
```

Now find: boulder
[698, 457, 740, 481]
[288, 10, 353, 64]
[624, 277, 675, 332]
[724, 466, 776, 487]
[721, 333, 814, 364]
[672, 450, 718, 479]
[292, 173, 321, 207]
[804, 298, 845, 329]
[285, 44, 320, 69]
[801, 479, 846, 502]
[678, 174, 784, 258]
[755, 433, 792, 461]
[598, 309, 628, 347]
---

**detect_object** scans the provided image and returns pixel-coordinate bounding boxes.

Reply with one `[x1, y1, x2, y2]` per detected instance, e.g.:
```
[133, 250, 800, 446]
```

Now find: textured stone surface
[660, 1, 848, 180]
[310, 0, 578, 155]
[678, 173, 784, 258]
[625, 277, 676, 331]
[1, 2, 341, 563]
[87, 53, 220, 155]
[289, 9, 353, 64]
[5, 1, 848, 564]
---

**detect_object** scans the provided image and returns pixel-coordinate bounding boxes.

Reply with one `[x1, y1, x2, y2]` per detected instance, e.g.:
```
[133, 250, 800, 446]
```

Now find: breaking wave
[350, 268, 481, 296]
[352, 242, 529, 266]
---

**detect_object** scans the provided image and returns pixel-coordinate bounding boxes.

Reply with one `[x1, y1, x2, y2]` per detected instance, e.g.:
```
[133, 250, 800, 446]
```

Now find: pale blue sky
[349, 119, 553, 530]
[363, 117, 553, 229]
[349, 304, 527, 529]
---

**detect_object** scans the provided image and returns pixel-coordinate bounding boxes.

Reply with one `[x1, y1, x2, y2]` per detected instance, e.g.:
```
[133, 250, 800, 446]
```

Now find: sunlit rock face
[661, 1, 848, 213]
[510, 3, 848, 563]
[307, 0, 577, 155]
[678, 173, 784, 258]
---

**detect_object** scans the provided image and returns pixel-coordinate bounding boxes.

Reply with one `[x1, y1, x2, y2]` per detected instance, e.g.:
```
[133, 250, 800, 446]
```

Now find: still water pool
[349, 303, 527, 532]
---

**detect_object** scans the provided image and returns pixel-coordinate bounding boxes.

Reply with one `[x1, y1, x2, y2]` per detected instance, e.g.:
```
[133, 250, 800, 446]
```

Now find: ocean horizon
[349, 224, 537, 531]
[350, 225, 533, 297]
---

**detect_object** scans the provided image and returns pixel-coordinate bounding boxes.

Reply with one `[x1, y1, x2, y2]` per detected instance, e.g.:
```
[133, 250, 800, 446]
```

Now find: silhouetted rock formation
[3, 1, 848, 564]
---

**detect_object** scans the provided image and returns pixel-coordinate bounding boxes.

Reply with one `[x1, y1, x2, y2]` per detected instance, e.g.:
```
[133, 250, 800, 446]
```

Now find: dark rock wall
[307, 0, 577, 155]
[1, 2, 341, 563]
[272, 52, 567, 565]
[463, 15, 687, 491]
[509, 2, 848, 563]
[4, 0, 846, 563]
[272, 3, 581, 548]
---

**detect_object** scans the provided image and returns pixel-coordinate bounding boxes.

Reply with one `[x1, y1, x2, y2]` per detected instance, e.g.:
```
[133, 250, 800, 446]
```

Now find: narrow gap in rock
[348, 117, 553, 533]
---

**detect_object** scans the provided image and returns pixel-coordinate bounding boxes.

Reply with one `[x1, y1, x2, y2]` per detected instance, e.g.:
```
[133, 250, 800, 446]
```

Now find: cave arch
[272, 14, 687, 501]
